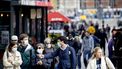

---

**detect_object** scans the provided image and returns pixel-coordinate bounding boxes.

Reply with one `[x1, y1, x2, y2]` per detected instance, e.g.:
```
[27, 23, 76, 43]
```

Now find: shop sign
[51, 18, 63, 21]
[37, 9, 42, 18]
[31, 9, 36, 19]
[20, 0, 35, 6]
[1, 31, 9, 44]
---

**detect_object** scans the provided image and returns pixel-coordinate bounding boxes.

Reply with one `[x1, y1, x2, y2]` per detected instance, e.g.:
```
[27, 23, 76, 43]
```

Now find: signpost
[1, 31, 9, 44]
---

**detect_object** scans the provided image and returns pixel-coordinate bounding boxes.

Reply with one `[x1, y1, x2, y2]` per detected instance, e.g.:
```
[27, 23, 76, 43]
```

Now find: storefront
[48, 11, 71, 38]
[0, 0, 53, 48]
[14, 0, 52, 43]
[0, 1, 10, 47]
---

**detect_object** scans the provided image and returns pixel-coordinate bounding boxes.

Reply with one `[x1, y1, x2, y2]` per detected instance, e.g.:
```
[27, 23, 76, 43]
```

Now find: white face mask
[37, 49, 43, 54]
[12, 48, 17, 52]
[57, 42, 61, 47]
[46, 44, 51, 48]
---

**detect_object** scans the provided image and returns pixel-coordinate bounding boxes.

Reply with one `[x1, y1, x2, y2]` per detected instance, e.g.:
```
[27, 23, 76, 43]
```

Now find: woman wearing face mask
[3, 42, 22, 69]
[33, 43, 48, 69]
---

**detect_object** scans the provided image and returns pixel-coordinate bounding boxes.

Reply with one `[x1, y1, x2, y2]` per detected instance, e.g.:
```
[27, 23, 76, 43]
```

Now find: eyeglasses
[38, 47, 44, 49]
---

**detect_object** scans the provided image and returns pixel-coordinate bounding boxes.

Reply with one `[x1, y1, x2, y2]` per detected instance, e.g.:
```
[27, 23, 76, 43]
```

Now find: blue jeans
[77, 54, 81, 69]
[83, 50, 91, 67]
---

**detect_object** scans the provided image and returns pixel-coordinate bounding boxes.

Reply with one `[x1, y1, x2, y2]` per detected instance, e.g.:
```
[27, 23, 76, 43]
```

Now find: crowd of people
[3, 20, 122, 69]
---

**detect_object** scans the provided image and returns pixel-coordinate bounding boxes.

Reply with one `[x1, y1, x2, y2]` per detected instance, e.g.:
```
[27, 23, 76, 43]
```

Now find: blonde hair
[91, 47, 104, 59]
[44, 37, 51, 44]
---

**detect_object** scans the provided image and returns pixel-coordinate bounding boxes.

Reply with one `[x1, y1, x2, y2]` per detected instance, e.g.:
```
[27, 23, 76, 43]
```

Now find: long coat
[3, 51, 22, 69]
[87, 56, 115, 69]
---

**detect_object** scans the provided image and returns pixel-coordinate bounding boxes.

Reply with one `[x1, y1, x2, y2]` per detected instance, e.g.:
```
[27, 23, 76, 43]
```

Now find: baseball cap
[11, 35, 18, 41]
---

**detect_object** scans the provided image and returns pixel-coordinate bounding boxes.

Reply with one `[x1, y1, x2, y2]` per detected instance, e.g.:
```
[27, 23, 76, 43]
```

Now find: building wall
[79, 0, 122, 9]
[56, 0, 80, 17]
[115, 0, 122, 8]
[85, 0, 95, 9]
[54, 0, 122, 11]
[50, 0, 58, 9]
[52, 0, 122, 18]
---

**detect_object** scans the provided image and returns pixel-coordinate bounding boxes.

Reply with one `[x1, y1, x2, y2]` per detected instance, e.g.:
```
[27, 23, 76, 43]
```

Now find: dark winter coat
[113, 32, 122, 56]
[17, 44, 35, 69]
[44, 46, 76, 69]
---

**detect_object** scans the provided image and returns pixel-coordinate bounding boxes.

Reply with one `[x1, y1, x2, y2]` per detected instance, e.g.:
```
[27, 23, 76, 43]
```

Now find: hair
[91, 47, 103, 59]
[74, 36, 80, 42]
[58, 36, 67, 44]
[19, 33, 28, 41]
[36, 43, 45, 54]
[36, 43, 45, 49]
[8, 42, 16, 52]
[111, 29, 117, 33]
[44, 37, 51, 44]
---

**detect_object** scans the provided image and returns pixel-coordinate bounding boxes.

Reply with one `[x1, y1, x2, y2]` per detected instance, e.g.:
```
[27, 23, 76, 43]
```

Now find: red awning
[48, 12, 71, 23]
[35, 1, 53, 9]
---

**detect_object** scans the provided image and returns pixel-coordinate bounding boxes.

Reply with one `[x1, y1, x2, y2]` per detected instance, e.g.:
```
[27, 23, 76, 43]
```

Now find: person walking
[87, 47, 115, 69]
[72, 36, 82, 69]
[82, 31, 94, 67]
[112, 29, 122, 69]
[99, 28, 108, 52]
[17, 33, 35, 69]
[3, 42, 22, 69]
[38, 36, 77, 69]
[44, 37, 57, 69]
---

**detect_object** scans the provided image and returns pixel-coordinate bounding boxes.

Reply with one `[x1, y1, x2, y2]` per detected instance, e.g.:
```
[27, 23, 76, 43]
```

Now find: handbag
[104, 57, 109, 69]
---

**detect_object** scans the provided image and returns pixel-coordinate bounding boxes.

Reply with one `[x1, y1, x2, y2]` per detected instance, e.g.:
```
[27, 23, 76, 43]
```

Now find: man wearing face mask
[38, 36, 76, 69]
[17, 33, 35, 69]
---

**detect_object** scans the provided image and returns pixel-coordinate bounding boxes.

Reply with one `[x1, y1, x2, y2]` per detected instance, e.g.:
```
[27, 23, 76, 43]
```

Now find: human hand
[37, 60, 43, 65]
[8, 59, 12, 63]
[37, 54, 44, 58]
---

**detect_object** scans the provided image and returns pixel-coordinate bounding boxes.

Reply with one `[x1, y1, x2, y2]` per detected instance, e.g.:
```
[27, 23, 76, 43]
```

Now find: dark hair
[58, 36, 67, 44]
[36, 43, 45, 54]
[8, 42, 16, 52]
[36, 43, 45, 49]
[111, 29, 117, 33]
[19, 33, 28, 41]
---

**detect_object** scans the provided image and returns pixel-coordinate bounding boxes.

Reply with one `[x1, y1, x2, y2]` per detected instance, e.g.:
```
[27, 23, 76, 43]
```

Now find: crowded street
[0, 0, 122, 69]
